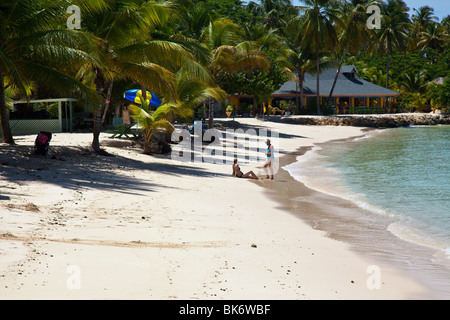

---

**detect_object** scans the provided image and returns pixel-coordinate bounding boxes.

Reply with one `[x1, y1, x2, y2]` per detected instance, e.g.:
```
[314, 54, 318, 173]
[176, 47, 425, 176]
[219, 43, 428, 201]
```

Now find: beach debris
[251, 243, 257, 248]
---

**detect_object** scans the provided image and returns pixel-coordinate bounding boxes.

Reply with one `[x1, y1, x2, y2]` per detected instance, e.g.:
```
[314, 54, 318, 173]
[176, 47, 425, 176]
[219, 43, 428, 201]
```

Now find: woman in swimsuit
[263, 139, 274, 180]
[232, 159, 258, 180]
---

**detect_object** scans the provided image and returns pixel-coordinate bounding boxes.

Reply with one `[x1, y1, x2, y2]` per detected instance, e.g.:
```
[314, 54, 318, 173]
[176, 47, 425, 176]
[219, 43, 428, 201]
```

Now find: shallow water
[283, 125, 450, 298]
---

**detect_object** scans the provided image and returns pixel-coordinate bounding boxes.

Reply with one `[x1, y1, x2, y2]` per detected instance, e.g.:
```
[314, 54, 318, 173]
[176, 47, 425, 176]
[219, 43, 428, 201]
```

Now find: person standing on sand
[263, 139, 274, 180]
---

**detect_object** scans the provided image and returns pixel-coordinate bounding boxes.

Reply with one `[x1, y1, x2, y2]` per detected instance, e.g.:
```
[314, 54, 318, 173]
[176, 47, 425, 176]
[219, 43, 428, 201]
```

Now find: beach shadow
[215, 120, 308, 140]
[0, 144, 227, 196]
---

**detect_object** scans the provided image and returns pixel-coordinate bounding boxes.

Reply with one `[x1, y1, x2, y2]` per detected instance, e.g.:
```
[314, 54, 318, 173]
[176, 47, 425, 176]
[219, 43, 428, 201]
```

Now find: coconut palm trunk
[101, 81, 114, 125]
[92, 67, 107, 154]
[0, 70, 14, 144]
[386, 51, 390, 89]
[326, 47, 347, 109]
[316, 42, 320, 115]
[208, 97, 214, 129]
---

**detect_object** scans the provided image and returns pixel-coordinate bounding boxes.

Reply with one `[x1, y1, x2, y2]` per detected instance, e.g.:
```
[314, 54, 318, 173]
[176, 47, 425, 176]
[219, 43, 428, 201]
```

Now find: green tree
[325, 0, 379, 109]
[128, 96, 175, 154]
[246, 0, 299, 31]
[409, 6, 439, 50]
[78, 0, 196, 154]
[377, 0, 410, 89]
[428, 78, 450, 108]
[297, 0, 340, 114]
[418, 23, 449, 52]
[200, 18, 270, 127]
[0, 0, 106, 144]
[284, 16, 317, 112]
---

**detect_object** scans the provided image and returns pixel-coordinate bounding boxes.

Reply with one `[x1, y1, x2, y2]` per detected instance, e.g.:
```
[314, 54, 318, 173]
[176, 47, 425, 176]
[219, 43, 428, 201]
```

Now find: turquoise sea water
[284, 125, 450, 262]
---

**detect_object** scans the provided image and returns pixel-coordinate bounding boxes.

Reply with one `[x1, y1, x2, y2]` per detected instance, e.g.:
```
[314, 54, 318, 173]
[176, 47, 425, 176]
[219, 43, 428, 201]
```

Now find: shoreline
[260, 131, 450, 299]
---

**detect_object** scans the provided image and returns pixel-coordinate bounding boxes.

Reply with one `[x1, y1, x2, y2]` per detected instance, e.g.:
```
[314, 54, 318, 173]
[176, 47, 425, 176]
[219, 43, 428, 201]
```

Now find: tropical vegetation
[1, 0, 449, 149]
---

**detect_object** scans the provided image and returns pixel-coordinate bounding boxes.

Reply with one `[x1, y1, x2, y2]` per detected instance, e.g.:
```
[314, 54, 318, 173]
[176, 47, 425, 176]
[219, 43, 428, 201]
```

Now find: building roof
[430, 77, 447, 85]
[273, 65, 400, 97]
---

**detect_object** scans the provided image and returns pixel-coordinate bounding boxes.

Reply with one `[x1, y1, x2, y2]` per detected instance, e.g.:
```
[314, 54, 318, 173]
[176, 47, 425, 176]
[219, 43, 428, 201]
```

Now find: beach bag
[34, 131, 52, 156]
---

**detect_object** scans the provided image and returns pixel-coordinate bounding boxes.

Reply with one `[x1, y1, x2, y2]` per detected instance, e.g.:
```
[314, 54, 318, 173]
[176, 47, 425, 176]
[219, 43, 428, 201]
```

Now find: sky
[291, 0, 450, 21]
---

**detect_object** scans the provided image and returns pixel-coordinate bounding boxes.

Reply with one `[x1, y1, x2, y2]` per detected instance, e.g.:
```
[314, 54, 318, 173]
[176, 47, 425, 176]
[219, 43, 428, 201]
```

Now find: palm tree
[77, 0, 195, 154]
[246, 0, 299, 31]
[412, 6, 439, 28]
[80, 0, 218, 154]
[409, 6, 439, 50]
[325, 0, 380, 110]
[442, 16, 450, 36]
[297, 0, 340, 114]
[0, 0, 106, 144]
[418, 23, 450, 51]
[284, 16, 315, 112]
[240, 22, 294, 113]
[200, 18, 270, 128]
[377, 0, 410, 89]
[154, 67, 226, 122]
[399, 70, 426, 93]
[128, 96, 175, 154]
[174, 0, 212, 39]
[361, 66, 386, 86]
[129, 65, 226, 154]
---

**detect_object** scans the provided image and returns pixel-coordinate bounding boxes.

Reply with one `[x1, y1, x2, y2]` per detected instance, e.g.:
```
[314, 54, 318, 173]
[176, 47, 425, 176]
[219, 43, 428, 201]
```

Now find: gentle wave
[283, 131, 450, 261]
[283, 146, 397, 218]
[388, 222, 450, 261]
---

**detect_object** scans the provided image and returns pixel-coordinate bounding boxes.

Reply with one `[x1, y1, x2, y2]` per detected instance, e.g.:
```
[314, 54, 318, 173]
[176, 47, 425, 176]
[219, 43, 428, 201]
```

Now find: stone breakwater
[267, 113, 450, 128]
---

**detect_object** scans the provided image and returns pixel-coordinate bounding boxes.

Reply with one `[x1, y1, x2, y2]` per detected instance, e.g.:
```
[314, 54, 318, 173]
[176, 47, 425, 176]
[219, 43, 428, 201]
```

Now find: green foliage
[37, 103, 59, 119]
[428, 79, 450, 108]
[128, 96, 175, 143]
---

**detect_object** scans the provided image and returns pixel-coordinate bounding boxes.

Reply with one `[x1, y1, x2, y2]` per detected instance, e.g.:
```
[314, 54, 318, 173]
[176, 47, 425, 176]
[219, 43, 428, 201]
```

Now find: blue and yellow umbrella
[124, 89, 162, 107]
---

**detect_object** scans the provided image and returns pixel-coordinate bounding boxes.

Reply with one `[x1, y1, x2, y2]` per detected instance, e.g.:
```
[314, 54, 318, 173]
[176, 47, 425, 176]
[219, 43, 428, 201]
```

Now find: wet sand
[260, 139, 450, 299]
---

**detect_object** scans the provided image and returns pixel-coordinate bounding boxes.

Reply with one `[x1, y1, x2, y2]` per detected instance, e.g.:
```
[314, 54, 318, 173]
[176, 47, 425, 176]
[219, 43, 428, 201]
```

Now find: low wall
[8, 119, 62, 135]
[268, 113, 450, 128]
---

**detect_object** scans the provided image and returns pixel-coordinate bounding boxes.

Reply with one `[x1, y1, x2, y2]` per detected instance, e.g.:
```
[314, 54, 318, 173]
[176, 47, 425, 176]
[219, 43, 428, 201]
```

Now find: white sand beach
[0, 119, 429, 300]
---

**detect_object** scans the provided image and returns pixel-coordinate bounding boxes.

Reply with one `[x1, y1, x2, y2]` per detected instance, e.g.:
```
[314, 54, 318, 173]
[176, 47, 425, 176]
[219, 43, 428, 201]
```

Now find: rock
[274, 113, 450, 128]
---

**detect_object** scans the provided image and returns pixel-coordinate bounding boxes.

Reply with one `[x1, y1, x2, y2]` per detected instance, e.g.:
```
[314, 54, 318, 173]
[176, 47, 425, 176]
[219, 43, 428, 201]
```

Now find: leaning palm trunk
[101, 81, 114, 125]
[326, 47, 348, 110]
[92, 104, 104, 153]
[299, 73, 305, 111]
[386, 51, 390, 89]
[92, 67, 107, 154]
[208, 97, 213, 129]
[0, 70, 14, 144]
[316, 44, 320, 115]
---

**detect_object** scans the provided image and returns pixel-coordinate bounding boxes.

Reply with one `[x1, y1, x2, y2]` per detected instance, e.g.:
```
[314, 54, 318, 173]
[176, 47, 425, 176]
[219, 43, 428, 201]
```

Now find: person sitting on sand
[232, 159, 258, 180]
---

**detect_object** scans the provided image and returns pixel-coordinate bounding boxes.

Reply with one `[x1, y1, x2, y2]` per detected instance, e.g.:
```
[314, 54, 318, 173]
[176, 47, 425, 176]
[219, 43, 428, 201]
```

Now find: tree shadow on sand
[0, 144, 228, 197]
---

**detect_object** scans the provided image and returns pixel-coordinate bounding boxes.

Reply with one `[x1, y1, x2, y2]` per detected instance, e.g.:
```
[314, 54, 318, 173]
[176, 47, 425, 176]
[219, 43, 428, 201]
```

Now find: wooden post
[58, 101, 63, 133]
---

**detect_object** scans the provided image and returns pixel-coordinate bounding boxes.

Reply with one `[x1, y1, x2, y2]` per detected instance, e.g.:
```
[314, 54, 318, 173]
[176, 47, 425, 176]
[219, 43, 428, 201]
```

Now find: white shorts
[265, 158, 274, 166]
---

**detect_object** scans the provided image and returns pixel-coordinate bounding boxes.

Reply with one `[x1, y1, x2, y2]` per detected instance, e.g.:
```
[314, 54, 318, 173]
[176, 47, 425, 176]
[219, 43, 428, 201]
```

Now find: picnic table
[107, 124, 138, 139]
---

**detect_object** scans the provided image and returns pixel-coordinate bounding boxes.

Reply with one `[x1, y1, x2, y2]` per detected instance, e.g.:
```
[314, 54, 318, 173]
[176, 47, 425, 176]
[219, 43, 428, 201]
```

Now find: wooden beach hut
[7, 98, 78, 135]
[271, 65, 400, 114]
[227, 65, 400, 115]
